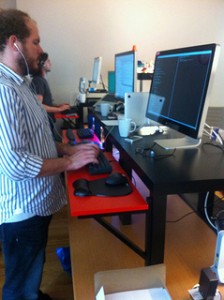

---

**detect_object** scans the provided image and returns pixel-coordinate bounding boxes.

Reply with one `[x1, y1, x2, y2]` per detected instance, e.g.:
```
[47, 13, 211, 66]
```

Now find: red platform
[66, 152, 148, 217]
[54, 112, 78, 119]
[63, 129, 148, 217]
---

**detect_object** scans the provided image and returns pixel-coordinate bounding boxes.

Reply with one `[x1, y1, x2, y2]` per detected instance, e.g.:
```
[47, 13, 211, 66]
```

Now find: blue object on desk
[88, 114, 101, 140]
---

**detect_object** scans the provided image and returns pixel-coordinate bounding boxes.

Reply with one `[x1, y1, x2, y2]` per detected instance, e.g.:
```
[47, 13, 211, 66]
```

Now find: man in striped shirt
[0, 9, 99, 300]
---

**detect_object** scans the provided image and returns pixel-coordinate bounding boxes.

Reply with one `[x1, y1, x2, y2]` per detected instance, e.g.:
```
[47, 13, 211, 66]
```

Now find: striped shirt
[0, 63, 66, 224]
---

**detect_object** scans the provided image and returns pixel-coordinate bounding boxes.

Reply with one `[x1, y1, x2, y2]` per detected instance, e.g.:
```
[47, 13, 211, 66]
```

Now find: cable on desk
[204, 124, 224, 146]
[135, 143, 176, 160]
[204, 191, 224, 231]
[204, 191, 217, 230]
[166, 210, 195, 223]
[202, 141, 224, 152]
[100, 74, 107, 91]
[103, 126, 115, 144]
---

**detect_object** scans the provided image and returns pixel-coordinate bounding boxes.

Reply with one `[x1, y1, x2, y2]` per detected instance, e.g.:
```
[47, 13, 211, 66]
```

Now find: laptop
[125, 92, 149, 127]
[99, 92, 149, 127]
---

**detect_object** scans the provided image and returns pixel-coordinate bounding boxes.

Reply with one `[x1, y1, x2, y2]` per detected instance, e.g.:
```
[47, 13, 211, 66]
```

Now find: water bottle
[79, 77, 86, 94]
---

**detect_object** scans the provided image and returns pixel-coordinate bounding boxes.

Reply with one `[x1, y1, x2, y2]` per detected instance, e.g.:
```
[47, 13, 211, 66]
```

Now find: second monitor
[94, 49, 137, 111]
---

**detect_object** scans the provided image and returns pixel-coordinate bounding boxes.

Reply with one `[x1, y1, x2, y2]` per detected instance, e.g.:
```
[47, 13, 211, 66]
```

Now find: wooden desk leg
[145, 190, 167, 265]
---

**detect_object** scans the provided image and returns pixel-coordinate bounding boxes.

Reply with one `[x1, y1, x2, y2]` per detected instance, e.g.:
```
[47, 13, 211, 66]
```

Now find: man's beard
[17, 55, 29, 76]
[17, 55, 37, 76]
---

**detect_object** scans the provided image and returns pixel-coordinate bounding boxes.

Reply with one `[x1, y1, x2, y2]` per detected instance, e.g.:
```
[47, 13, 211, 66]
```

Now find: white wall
[0, 0, 16, 8]
[13, 0, 224, 106]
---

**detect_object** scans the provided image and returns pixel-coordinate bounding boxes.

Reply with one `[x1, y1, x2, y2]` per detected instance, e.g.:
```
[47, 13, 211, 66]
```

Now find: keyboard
[88, 151, 112, 175]
[63, 106, 78, 116]
[77, 128, 94, 139]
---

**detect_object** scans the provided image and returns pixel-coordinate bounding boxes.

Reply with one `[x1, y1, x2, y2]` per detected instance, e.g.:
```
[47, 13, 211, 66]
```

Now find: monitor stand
[155, 136, 201, 150]
[137, 125, 165, 136]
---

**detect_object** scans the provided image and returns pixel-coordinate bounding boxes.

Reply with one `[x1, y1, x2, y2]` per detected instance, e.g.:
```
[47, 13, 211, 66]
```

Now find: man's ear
[8, 35, 20, 51]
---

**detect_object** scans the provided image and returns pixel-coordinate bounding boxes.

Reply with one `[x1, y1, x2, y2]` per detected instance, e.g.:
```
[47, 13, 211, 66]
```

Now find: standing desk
[67, 153, 148, 218]
[65, 131, 149, 262]
[54, 112, 79, 129]
[92, 111, 224, 265]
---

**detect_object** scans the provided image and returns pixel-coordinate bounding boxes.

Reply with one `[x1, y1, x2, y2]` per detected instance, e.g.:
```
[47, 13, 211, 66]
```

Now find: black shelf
[137, 72, 153, 80]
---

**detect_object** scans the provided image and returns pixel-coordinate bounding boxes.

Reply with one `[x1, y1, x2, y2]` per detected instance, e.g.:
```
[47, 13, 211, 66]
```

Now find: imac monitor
[115, 50, 137, 100]
[145, 43, 220, 149]
[92, 50, 137, 112]
[92, 56, 102, 85]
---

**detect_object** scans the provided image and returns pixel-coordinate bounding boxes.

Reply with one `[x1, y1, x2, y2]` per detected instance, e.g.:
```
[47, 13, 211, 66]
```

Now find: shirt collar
[0, 63, 25, 86]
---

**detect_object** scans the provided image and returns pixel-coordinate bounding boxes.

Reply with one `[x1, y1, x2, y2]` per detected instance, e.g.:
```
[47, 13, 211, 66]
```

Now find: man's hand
[65, 143, 100, 171]
[39, 143, 100, 177]
[59, 103, 70, 112]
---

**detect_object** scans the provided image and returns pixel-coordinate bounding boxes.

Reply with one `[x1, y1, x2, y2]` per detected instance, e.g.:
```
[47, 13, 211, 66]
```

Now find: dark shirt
[32, 75, 55, 122]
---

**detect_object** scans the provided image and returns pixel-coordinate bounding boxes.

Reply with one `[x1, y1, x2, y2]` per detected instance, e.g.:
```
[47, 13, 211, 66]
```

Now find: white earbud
[14, 42, 20, 51]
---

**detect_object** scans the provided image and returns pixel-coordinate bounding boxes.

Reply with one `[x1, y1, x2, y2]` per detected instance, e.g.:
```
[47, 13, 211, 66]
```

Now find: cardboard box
[95, 264, 172, 300]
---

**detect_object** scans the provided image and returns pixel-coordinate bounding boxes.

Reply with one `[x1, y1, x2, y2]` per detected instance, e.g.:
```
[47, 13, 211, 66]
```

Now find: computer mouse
[105, 172, 128, 186]
[73, 179, 92, 196]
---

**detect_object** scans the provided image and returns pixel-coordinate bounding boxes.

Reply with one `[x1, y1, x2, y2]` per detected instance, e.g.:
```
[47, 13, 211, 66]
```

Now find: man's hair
[0, 9, 31, 52]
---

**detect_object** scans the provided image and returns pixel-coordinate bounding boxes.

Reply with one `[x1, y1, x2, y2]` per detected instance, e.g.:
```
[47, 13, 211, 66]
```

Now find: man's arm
[36, 94, 70, 113]
[38, 142, 100, 177]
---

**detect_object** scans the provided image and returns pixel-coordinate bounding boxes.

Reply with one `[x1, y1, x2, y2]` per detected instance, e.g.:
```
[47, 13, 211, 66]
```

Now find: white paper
[96, 286, 105, 300]
[105, 287, 172, 300]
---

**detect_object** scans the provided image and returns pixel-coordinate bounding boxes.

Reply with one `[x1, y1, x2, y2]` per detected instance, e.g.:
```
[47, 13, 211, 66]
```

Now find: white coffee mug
[118, 117, 136, 138]
[100, 103, 112, 117]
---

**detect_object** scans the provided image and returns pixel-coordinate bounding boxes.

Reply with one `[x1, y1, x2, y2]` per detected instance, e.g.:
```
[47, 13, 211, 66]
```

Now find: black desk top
[102, 125, 224, 195]
[92, 110, 224, 265]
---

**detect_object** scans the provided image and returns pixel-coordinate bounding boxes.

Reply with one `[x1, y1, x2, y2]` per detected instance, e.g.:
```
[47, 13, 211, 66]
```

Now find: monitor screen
[115, 50, 137, 100]
[92, 56, 102, 85]
[145, 43, 220, 149]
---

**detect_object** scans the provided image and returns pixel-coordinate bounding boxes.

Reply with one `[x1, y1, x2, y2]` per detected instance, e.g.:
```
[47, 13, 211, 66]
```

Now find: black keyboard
[63, 106, 78, 116]
[88, 151, 112, 175]
[77, 128, 94, 139]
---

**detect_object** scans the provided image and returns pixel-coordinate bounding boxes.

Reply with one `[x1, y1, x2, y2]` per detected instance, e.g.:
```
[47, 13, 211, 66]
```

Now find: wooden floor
[1, 194, 224, 299]
[68, 194, 224, 300]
